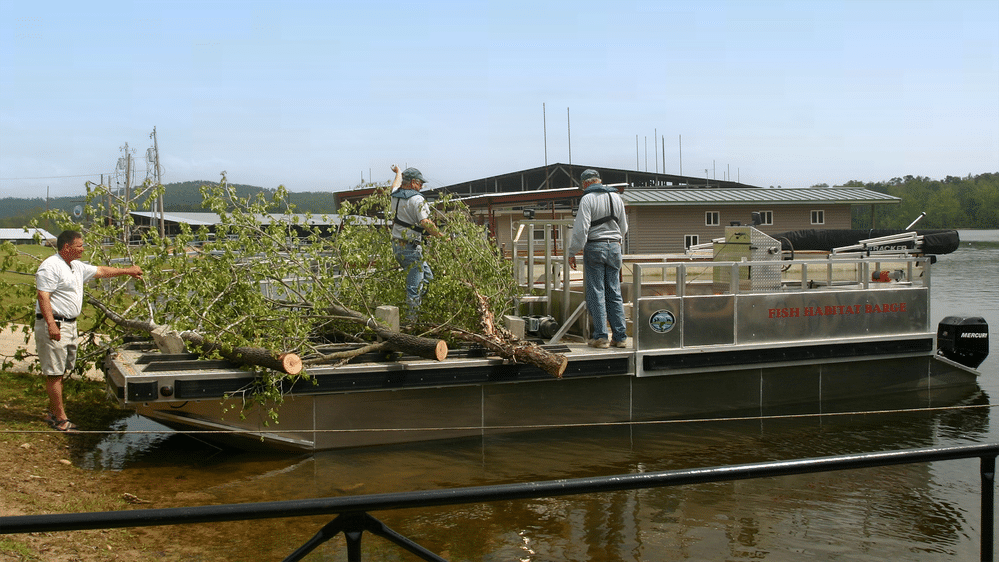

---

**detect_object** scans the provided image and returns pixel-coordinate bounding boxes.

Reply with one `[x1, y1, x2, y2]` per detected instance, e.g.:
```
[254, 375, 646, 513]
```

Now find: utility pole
[125, 146, 132, 245]
[150, 127, 164, 237]
[543, 103, 548, 190]
[662, 135, 665, 177]
[117, 143, 134, 245]
[566, 107, 572, 185]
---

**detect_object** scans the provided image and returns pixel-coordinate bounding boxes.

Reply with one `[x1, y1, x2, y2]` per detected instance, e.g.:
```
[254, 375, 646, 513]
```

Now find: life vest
[391, 190, 426, 236]
[590, 191, 619, 228]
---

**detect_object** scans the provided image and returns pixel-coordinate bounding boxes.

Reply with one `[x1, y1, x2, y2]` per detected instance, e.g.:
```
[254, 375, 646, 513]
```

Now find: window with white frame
[757, 210, 773, 225]
[684, 234, 700, 249]
[705, 211, 720, 226]
[811, 210, 825, 225]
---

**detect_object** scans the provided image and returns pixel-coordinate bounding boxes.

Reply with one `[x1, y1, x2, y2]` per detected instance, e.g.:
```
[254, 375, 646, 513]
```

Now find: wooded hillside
[3, 172, 996, 230]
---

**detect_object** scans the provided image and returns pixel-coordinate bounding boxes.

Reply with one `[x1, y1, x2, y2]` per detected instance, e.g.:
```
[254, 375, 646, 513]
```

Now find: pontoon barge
[103, 226, 989, 451]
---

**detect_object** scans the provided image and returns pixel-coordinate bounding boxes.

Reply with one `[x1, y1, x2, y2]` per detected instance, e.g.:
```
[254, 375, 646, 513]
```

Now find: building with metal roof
[128, 211, 345, 239]
[451, 185, 899, 254]
[0, 227, 57, 245]
[620, 187, 900, 206]
[331, 162, 903, 254]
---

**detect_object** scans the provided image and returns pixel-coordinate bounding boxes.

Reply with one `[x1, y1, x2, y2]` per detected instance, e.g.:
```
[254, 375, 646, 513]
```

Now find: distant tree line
[0, 181, 341, 229]
[149, 181, 338, 212]
[843, 172, 999, 230]
[4, 173, 997, 231]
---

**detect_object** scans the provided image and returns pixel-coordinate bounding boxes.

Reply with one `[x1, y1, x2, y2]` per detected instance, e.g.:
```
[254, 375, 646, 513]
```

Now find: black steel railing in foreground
[1, 443, 996, 562]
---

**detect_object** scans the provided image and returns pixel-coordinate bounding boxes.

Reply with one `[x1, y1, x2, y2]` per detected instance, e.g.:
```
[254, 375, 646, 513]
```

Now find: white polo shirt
[35, 254, 98, 319]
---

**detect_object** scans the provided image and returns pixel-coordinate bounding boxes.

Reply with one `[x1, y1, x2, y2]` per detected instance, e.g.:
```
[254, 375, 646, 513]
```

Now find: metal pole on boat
[905, 212, 926, 230]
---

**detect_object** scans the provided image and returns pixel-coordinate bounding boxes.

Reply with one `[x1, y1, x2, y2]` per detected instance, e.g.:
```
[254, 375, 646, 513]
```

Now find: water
[79, 231, 999, 561]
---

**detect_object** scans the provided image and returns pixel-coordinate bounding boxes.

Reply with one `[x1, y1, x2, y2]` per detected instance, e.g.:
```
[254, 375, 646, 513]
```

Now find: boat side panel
[312, 386, 485, 449]
[685, 295, 736, 346]
[136, 397, 318, 450]
[482, 376, 632, 431]
[635, 287, 929, 351]
[819, 356, 932, 409]
[631, 369, 762, 421]
[738, 288, 929, 343]
[761, 365, 823, 416]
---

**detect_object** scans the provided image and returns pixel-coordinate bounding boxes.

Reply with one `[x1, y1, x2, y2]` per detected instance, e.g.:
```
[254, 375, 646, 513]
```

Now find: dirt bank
[1, 327, 158, 561]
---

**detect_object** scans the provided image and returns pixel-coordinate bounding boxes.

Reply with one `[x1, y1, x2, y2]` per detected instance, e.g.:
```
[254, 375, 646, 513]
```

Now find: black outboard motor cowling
[937, 316, 990, 369]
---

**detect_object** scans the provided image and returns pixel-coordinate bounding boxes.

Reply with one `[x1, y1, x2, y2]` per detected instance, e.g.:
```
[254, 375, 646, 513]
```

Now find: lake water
[81, 230, 999, 561]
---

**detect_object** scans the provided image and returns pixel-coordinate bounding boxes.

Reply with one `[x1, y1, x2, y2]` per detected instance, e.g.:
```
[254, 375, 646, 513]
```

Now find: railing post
[982, 454, 996, 562]
[345, 519, 364, 562]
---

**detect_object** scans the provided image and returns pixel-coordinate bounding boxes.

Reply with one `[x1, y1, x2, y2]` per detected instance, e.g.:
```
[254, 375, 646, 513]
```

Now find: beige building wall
[482, 204, 855, 256]
[626, 204, 853, 254]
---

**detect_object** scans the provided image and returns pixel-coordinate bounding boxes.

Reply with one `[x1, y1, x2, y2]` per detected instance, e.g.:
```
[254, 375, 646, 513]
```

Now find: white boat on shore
[102, 226, 989, 451]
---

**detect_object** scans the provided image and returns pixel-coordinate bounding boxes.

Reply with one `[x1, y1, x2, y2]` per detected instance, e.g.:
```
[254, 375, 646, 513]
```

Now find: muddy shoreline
[0, 326, 209, 561]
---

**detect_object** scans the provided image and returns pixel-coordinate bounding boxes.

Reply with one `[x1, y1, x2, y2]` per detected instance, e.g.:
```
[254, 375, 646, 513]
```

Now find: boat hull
[107, 345, 979, 452]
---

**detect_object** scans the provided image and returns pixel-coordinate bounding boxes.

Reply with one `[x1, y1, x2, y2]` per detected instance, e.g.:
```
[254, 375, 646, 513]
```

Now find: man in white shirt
[36, 230, 143, 431]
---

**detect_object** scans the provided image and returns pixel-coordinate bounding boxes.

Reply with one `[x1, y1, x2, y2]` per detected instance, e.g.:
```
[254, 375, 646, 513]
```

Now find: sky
[1, 0, 997, 199]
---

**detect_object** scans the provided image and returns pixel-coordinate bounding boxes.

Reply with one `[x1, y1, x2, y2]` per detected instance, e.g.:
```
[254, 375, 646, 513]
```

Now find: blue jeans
[583, 241, 626, 342]
[393, 239, 433, 319]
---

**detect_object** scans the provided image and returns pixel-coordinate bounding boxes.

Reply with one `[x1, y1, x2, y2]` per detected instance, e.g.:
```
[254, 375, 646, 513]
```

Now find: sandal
[51, 419, 79, 432]
[42, 412, 56, 427]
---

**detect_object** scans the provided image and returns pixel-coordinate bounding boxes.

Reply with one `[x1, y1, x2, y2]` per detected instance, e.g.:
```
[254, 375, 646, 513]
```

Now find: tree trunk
[323, 304, 448, 361]
[88, 297, 303, 375]
[447, 292, 568, 379]
[451, 330, 568, 379]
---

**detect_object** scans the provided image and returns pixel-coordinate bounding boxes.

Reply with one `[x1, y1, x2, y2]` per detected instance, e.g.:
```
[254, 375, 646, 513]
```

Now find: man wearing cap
[567, 169, 629, 349]
[389, 164, 442, 321]
[36, 230, 143, 431]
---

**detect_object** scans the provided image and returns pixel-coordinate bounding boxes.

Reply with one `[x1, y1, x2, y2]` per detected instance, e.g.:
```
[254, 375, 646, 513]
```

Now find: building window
[705, 211, 720, 226]
[757, 210, 773, 225]
[684, 234, 700, 249]
[811, 210, 825, 225]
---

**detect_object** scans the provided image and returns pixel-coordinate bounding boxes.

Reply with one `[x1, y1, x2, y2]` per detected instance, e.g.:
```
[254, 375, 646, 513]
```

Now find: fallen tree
[0, 173, 565, 419]
[88, 297, 304, 375]
[444, 292, 568, 378]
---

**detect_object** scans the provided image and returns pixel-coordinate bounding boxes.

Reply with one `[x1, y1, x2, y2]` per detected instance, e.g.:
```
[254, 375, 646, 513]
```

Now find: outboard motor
[937, 316, 989, 369]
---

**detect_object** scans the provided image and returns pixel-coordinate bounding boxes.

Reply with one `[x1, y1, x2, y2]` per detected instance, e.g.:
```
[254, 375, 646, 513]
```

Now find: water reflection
[68, 382, 991, 560]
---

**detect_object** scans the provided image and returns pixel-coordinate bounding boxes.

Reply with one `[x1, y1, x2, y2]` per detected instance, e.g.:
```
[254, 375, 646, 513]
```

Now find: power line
[0, 173, 109, 181]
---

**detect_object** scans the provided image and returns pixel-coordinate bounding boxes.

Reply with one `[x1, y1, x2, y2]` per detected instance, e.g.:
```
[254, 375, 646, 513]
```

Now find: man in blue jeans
[567, 169, 629, 348]
[389, 165, 442, 322]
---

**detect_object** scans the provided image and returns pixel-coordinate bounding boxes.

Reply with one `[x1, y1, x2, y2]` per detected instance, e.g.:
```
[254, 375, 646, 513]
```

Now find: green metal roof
[621, 187, 900, 206]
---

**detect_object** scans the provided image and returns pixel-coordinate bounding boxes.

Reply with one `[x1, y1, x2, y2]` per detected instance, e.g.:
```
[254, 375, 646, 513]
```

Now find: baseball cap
[402, 168, 427, 184]
[580, 169, 601, 182]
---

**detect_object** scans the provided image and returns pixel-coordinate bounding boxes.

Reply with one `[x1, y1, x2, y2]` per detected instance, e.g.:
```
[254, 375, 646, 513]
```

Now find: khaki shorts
[34, 318, 79, 378]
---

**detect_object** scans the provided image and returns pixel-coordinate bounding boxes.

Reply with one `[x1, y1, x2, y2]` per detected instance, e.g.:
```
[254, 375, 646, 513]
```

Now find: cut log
[88, 297, 303, 375]
[451, 330, 568, 378]
[324, 305, 448, 361]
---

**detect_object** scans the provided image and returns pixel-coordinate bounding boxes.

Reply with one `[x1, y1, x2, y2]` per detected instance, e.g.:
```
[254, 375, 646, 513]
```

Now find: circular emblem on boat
[649, 310, 676, 333]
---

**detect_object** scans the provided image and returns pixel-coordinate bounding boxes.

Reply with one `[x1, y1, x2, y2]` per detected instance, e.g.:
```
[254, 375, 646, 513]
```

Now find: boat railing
[510, 219, 575, 320]
[1, 443, 994, 562]
[831, 230, 923, 256]
[507, 221, 937, 347]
